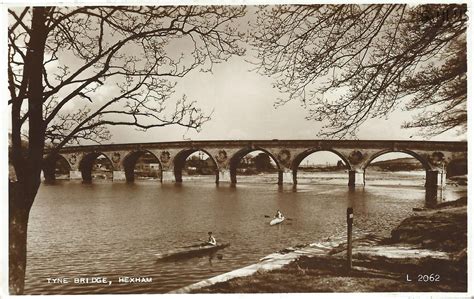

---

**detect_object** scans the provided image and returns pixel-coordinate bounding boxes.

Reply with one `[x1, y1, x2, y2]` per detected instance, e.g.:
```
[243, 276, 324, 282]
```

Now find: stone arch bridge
[44, 140, 467, 190]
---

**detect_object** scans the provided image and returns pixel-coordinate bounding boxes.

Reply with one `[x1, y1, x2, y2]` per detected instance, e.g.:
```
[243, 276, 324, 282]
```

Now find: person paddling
[206, 231, 217, 246]
[275, 209, 284, 219]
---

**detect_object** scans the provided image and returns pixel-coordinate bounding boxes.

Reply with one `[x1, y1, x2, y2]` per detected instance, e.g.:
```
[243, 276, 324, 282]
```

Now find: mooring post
[347, 207, 353, 271]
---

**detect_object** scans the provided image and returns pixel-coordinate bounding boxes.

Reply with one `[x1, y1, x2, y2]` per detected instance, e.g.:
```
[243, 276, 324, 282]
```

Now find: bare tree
[8, 6, 245, 294]
[250, 4, 467, 138]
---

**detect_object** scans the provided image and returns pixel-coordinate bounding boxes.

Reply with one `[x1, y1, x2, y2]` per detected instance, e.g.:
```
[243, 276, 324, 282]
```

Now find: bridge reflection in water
[42, 139, 467, 206]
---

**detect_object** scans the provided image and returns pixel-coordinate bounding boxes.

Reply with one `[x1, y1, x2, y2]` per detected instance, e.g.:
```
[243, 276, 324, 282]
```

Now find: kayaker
[207, 231, 217, 246]
[275, 210, 284, 219]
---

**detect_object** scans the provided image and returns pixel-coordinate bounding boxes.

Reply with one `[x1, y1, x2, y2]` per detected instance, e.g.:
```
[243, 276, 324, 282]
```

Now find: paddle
[180, 243, 202, 248]
[264, 215, 294, 221]
[180, 240, 208, 248]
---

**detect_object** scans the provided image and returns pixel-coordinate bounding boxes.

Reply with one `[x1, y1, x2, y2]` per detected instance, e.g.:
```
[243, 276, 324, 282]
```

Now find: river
[23, 172, 466, 294]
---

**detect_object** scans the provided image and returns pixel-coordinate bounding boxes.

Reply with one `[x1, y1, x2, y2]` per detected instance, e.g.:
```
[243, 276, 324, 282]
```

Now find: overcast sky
[8, 5, 467, 146]
[106, 52, 464, 144]
[102, 6, 465, 144]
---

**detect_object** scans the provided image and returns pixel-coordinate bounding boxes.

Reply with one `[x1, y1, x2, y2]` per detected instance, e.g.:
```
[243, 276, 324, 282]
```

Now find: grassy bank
[194, 198, 467, 293]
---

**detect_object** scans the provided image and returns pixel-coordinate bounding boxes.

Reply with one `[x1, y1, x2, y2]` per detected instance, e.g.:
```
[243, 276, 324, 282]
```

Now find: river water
[24, 172, 466, 294]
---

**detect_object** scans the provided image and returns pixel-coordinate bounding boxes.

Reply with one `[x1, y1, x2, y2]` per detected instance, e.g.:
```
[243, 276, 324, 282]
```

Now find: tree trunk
[9, 181, 36, 295]
[9, 7, 49, 294]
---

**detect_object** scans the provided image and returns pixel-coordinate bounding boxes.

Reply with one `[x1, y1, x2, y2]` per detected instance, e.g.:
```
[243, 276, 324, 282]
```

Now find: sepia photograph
[3, 1, 469, 297]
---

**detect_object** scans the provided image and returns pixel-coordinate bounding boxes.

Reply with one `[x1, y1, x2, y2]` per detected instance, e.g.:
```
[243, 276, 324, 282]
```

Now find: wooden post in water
[347, 207, 353, 271]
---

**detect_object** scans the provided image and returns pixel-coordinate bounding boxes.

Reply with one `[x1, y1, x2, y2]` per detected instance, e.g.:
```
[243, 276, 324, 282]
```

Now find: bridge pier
[41, 170, 56, 183]
[69, 170, 82, 180]
[219, 170, 231, 183]
[162, 170, 175, 183]
[425, 170, 439, 188]
[278, 171, 283, 185]
[280, 170, 292, 185]
[348, 170, 365, 186]
[230, 169, 237, 185]
[124, 168, 135, 182]
[425, 187, 439, 208]
[424, 170, 447, 207]
[113, 171, 126, 181]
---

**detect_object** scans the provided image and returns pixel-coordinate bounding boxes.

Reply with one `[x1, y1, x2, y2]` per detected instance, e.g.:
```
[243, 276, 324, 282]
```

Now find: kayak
[270, 217, 285, 226]
[155, 243, 230, 261]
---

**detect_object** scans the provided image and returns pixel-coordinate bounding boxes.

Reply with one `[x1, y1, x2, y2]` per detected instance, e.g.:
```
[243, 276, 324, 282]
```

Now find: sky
[98, 6, 465, 144]
[7, 5, 467, 147]
[105, 51, 464, 144]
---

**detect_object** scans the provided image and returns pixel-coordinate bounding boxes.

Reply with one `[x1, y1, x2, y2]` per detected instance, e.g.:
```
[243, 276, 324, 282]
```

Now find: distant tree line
[237, 153, 277, 175]
[299, 161, 347, 172]
[185, 156, 217, 175]
[368, 158, 424, 172]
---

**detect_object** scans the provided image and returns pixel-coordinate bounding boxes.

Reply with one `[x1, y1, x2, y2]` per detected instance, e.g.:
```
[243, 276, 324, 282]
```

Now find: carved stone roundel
[277, 149, 291, 165]
[348, 150, 363, 164]
[160, 151, 171, 164]
[112, 152, 121, 163]
[216, 150, 228, 163]
[69, 154, 77, 165]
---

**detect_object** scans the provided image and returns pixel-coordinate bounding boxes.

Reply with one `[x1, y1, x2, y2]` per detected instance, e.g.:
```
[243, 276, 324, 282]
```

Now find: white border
[1, 1, 471, 299]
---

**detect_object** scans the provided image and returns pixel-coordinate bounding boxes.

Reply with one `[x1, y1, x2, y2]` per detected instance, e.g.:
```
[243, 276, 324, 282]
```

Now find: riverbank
[189, 197, 467, 293]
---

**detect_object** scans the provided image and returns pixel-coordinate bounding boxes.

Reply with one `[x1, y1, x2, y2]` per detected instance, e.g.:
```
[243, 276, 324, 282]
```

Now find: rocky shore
[189, 197, 467, 293]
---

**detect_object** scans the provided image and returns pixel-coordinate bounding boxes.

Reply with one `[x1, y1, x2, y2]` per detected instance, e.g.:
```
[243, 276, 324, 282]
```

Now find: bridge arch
[79, 152, 114, 183]
[122, 150, 163, 182]
[43, 154, 72, 182]
[291, 149, 351, 185]
[363, 150, 430, 187]
[229, 147, 282, 185]
[173, 148, 219, 183]
[363, 149, 432, 171]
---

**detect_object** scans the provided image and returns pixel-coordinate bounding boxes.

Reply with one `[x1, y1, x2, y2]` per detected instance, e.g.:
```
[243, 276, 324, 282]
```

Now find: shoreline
[172, 197, 467, 293]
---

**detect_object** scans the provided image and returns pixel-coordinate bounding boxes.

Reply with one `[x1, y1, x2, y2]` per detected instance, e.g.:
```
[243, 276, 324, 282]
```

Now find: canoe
[270, 217, 285, 226]
[155, 243, 230, 261]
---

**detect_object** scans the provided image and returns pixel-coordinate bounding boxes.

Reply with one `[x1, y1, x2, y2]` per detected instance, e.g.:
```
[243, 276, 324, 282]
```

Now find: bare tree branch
[250, 4, 467, 138]
[9, 6, 246, 153]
